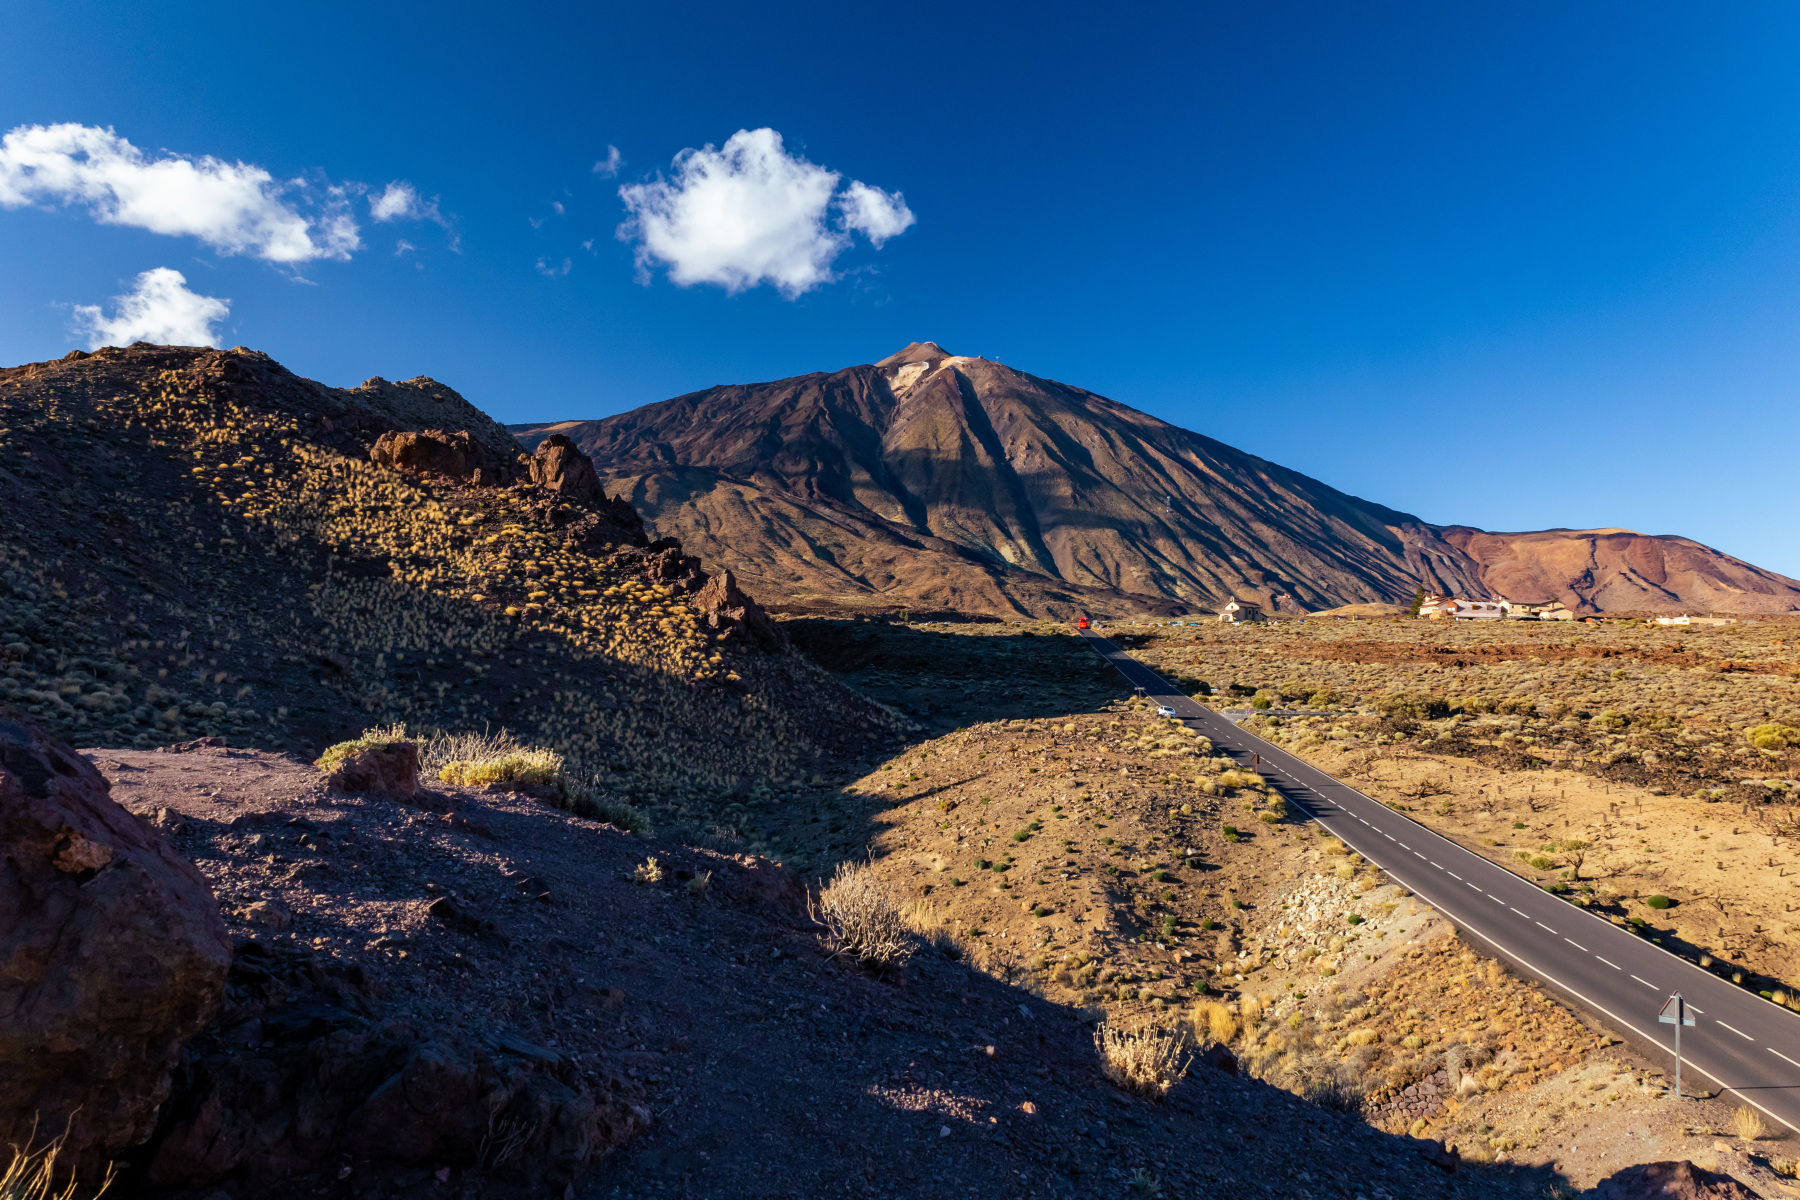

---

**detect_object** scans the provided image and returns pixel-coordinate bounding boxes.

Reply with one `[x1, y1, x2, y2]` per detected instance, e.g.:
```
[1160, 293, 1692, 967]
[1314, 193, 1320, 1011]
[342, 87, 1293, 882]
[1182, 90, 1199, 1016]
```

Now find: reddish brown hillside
[1437, 526, 1800, 614]
[514, 343, 1800, 617]
[514, 343, 1488, 617]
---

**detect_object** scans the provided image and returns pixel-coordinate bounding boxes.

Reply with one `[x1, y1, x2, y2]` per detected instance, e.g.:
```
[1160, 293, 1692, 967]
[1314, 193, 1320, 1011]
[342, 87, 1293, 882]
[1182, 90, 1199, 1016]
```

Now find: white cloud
[593, 145, 622, 177]
[616, 128, 914, 298]
[837, 180, 915, 248]
[0, 123, 359, 263]
[368, 180, 432, 222]
[71, 267, 230, 348]
[536, 256, 572, 277]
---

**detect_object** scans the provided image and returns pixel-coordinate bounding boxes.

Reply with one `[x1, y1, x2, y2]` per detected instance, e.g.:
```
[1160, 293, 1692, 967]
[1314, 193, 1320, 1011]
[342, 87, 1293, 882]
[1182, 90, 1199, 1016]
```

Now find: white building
[1218, 600, 1264, 624]
[1418, 594, 1505, 620]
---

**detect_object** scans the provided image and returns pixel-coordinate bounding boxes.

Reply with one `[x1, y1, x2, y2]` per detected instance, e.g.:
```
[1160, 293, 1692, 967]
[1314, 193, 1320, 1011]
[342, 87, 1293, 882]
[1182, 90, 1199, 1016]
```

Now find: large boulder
[528, 433, 606, 503]
[0, 714, 230, 1177]
[323, 740, 420, 800]
[142, 940, 646, 1192]
[1592, 1160, 1761, 1199]
[370, 428, 517, 486]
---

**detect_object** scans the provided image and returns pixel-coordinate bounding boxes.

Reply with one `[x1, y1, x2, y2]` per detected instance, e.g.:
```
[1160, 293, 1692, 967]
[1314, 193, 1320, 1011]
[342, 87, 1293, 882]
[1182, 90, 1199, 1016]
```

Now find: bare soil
[93, 742, 1534, 1199]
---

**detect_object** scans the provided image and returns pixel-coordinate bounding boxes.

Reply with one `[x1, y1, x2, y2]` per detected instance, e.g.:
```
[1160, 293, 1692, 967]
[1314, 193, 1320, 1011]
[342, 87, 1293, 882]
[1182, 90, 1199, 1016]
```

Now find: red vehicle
[1077, 616, 1090, 630]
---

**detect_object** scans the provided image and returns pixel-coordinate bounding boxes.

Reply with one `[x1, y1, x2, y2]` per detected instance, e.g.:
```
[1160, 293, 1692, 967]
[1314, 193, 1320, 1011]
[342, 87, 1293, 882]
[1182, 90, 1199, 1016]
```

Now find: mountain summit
[512, 347, 1800, 617]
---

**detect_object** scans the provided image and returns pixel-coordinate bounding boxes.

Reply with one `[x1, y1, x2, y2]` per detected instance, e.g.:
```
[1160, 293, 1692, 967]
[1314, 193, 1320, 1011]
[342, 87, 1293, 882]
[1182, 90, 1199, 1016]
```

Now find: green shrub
[1748, 724, 1800, 751]
[1378, 692, 1449, 721]
[1222, 825, 1241, 842]
[1345, 913, 1364, 925]
[1646, 894, 1673, 910]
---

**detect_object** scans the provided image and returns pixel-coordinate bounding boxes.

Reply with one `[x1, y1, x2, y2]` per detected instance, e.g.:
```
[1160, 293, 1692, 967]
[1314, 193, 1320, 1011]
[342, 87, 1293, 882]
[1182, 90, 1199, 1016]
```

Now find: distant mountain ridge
[512, 342, 1800, 617]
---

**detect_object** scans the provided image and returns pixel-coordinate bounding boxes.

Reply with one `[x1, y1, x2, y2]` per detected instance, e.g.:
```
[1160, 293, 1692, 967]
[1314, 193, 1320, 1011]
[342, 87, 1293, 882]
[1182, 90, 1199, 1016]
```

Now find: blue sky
[4, 1, 1800, 576]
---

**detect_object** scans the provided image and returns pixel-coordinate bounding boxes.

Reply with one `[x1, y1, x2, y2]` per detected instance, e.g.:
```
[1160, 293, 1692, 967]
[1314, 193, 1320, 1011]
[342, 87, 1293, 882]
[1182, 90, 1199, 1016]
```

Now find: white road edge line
[1597, 957, 1621, 970]
[1720, 1022, 1753, 1041]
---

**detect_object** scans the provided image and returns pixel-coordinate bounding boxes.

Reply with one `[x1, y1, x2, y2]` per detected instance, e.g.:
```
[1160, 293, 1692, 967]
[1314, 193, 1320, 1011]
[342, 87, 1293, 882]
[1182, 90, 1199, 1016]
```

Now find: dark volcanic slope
[0, 343, 896, 819]
[515, 343, 1800, 617]
[514, 344, 1472, 617]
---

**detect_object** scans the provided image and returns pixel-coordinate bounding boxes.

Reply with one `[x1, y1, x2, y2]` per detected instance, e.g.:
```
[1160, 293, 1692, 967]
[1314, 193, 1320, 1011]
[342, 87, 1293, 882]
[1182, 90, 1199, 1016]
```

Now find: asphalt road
[1080, 627, 1800, 1132]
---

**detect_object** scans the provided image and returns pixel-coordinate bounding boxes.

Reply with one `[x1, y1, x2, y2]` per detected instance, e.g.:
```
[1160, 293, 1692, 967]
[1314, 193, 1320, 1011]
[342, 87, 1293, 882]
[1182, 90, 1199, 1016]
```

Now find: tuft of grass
[1, 1132, 112, 1200]
[1733, 1106, 1767, 1142]
[439, 748, 563, 789]
[631, 856, 664, 884]
[810, 860, 913, 971]
[1095, 1020, 1193, 1098]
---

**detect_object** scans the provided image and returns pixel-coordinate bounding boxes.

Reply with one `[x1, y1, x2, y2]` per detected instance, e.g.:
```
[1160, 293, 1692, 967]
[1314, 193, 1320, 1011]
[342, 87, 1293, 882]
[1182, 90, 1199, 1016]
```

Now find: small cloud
[71, 267, 230, 348]
[837, 180, 915, 248]
[529, 216, 545, 229]
[536, 256, 572, 277]
[617, 127, 914, 298]
[581, 238, 595, 252]
[395, 239, 416, 256]
[593, 145, 622, 177]
[370, 180, 437, 223]
[552, 200, 565, 215]
[0, 122, 359, 263]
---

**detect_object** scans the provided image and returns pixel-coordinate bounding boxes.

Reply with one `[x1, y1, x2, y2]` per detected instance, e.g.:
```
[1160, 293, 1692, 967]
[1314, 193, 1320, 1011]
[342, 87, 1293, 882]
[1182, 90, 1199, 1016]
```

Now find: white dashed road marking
[1535, 922, 1557, 934]
[1597, 957, 1621, 970]
[1564, 938, 1588, 951]
[1720, 1022, 1753, 1041]
[1770, 1048, 1800, 1070]
[1631, 975, 1657, 989]
[1510, 908, 1529, 918]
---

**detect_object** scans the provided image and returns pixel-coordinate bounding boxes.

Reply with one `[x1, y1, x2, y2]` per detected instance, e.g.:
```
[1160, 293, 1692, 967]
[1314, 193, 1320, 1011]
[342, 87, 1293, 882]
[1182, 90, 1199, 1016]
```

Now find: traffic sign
[1659, 994, 1695, 1026]
[1659, 993, 1695, 1099]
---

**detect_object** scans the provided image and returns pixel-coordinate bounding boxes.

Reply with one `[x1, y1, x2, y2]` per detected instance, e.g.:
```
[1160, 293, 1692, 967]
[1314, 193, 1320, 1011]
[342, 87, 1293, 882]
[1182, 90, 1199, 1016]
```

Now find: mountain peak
[875, 341, 952, 368]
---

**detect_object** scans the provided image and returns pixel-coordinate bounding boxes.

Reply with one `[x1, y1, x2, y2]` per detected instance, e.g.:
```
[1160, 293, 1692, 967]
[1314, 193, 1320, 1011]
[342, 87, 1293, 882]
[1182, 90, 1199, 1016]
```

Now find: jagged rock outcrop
[695, 569, 787, 649]
[370, 428, 519, 486]
[0, 714, 231, 1176]
[529, 433, 606, 503]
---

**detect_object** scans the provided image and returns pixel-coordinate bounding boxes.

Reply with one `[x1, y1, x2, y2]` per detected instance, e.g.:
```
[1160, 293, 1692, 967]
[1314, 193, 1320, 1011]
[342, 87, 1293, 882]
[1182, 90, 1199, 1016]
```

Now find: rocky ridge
[0, 342, 898, 826]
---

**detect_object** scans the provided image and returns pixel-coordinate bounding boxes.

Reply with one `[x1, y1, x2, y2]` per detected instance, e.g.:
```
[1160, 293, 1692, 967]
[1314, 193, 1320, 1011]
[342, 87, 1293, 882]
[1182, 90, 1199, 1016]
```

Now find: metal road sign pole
[1660, 993, 1695, 1099]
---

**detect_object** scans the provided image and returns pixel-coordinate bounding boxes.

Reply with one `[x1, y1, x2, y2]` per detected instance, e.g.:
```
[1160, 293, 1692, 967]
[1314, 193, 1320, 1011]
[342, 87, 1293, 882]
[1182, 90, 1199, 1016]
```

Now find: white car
[1155, 705, 1177, 718]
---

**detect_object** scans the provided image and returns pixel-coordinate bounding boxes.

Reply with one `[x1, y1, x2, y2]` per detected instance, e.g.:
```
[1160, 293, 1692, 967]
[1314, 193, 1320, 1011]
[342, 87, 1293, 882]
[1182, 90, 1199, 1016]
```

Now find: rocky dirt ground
[771, 617, 1800, 1196]
[86, 741, 1543, 1200]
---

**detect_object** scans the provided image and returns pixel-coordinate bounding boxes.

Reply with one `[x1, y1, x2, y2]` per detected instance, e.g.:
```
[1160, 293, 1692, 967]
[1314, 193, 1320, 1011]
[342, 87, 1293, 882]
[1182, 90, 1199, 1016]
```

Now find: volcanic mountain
[513, 343, 1800, 617]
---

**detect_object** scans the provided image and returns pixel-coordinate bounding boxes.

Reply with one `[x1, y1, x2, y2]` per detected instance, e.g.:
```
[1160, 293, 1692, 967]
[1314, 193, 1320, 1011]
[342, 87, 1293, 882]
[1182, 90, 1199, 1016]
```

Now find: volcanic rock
[1591, 1159, 1761, 1199]
[371, 427, 517, 485]
[695, 568, 787, 649]
[529, 433, 606, 503]
[0, 713, 230, 1175]
[325, 741, 420, 800]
